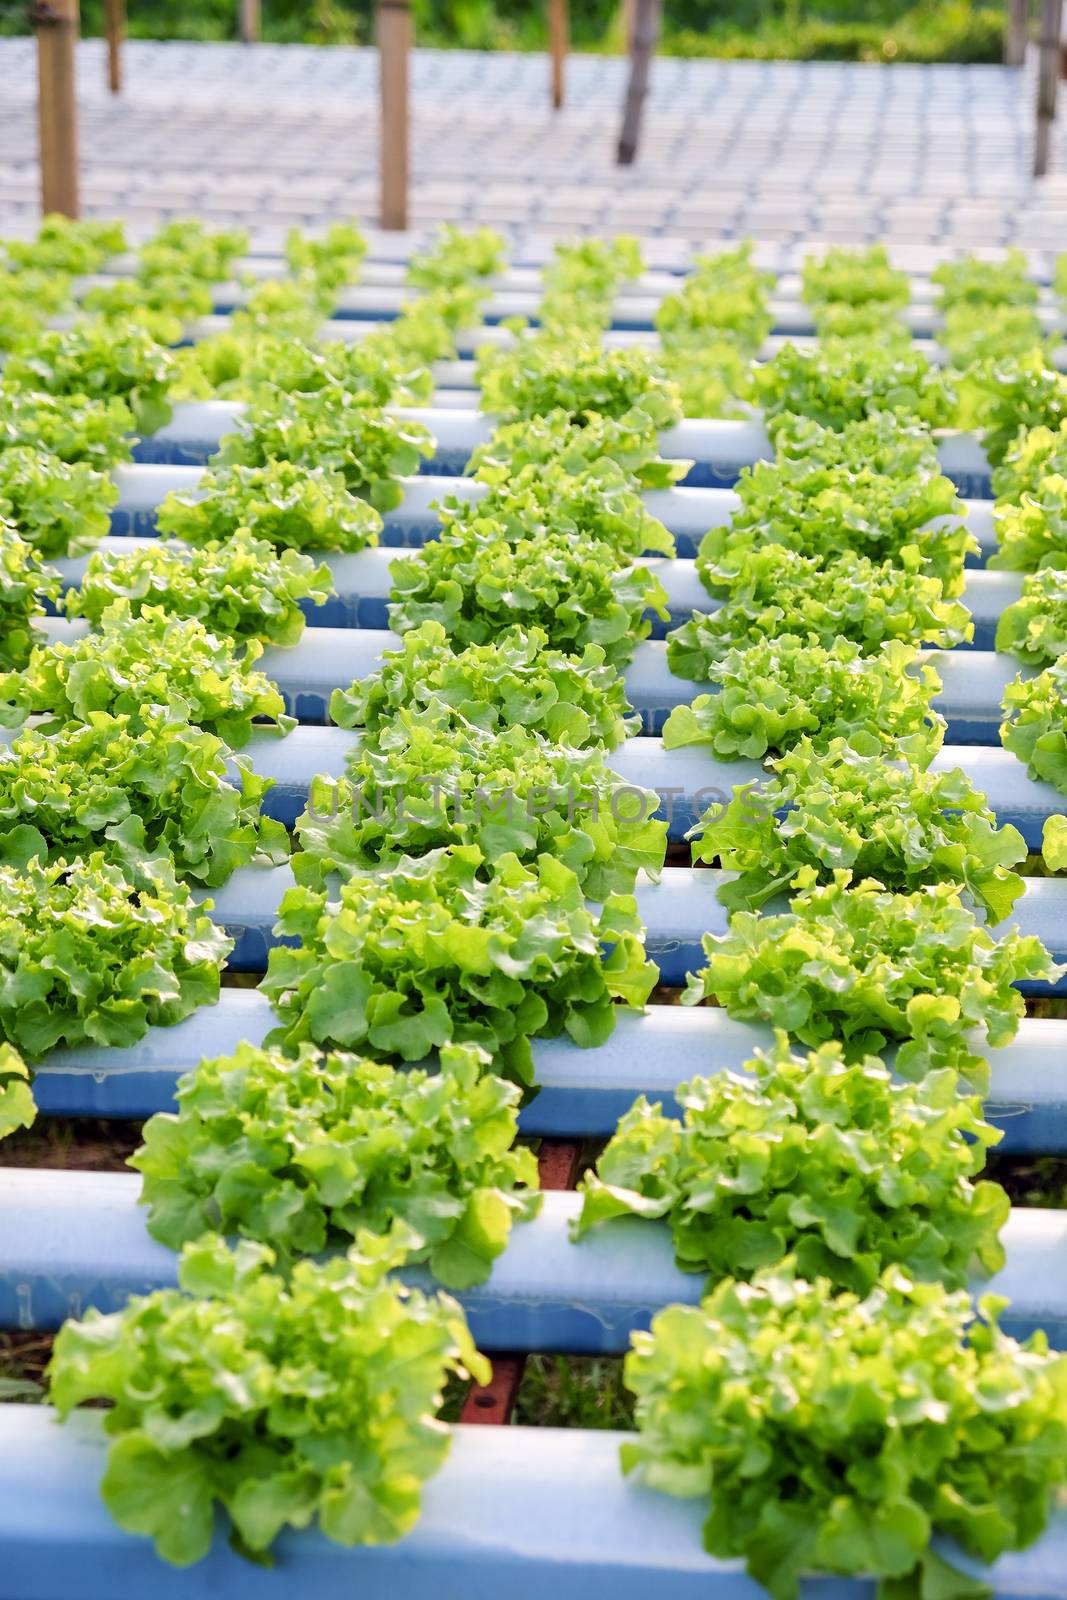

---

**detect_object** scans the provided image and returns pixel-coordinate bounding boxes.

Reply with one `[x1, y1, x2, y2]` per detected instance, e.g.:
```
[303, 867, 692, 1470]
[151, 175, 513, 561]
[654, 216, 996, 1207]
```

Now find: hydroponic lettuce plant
[477, 334, 681, 427]
[995, 565, 1067, 663]
[622, 1264, 1067, 1600]
[366, 285, 485, 365]
[0, 389, 134, 468]
[658, 343, 752, 420]
[655, 243, 773, 355]
[224, 276, 332, 342]
[0, 520, 59, 673]
[244, 334, 429, 408]
[443, 456, 675, 558]
[933, 247, 1038, 310]
[285, 221, 367, 292]
[0, 1042, 34, 1141]
[134, 1039, 540, 1287]
[468, 395, 688, 490]
[0, 444, 118, 558]
[667, 547, 972, 676]
[1001, 661, 1067, 792]
[940, 304, 1045, 367]
[0, 600, 290, 747]
[330, 620, 638, 750]
[661, 637, 944, 766]
[809, 302, 911, 346]
[389, 515, 669, 669]
[390, 280, 486, 358]
[0, 264, 72, 319]
[157, 460, 382, 554]
[174, 330, 433, 409]
[0, 708, 289, 886]
[756, 340, 955, 432]
[293, 705, 665, 899]
[539, 235, 643, 332]
[80, 276, 207, 347]
[699, 455, 971, 591]
[680, 242, 772, 299]
[0, 276, 66, 353]
[407, 223, 507, 292]
[3, 215, 126, 275]
[801, 245, 910, 311]
[770, 409, 942, 477]
[2, 323, 177, 436]
[955, 348, 1067, 468]
[575, 1033, 1007, 1294]
[65, 530, 333, 647]
[0, 850, 231, 1057]
[48, 1228, 488, 1567]
[990, 473, 1067, 571]
[685, 870, 1052, 1091]
[992, 417, 1067, 502]
[139, 219, 248, 287]
[215, 386, 434, 513]
[689, 738, 1028, 923]
[655, 283, 771, 357]
[262, 844, 657, 1087]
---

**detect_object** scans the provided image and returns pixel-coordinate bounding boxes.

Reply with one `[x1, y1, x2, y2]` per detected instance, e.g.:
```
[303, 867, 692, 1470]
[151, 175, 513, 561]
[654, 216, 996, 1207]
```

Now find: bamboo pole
[617, 0, 659, 166]
[1006, 0, 1029, 63]
[548, 0, 567, 109]
[33, 0, 80, 218]
[378, 0, 411, 231]
[103, 0, 124, 92]
[238, 0, 260, 43]
[1035, 0, 1063, 175]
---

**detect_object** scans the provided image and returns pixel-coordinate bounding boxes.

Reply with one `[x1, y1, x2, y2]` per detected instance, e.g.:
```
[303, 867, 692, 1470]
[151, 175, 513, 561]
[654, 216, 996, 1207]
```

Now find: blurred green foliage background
[0, 0, 1009, 63]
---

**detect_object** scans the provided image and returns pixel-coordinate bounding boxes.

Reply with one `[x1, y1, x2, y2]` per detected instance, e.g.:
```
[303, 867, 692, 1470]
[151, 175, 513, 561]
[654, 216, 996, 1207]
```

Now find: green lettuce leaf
[134, 1038, 540, 1284]
[262, 844, 657, 1086]
[48, 1228, 487, 1565]
[576, 1031, 1007, 1293]
[622, 1263, 1067, 1600]
[0, 850, 231, 1058]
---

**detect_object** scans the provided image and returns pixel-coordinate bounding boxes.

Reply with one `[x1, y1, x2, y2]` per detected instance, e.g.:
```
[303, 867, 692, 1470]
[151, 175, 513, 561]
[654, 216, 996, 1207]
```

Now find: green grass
[0, 1333, 51, 1404]
[513, 1354, 635, 1429]
[989, 1155, 1067, 1209]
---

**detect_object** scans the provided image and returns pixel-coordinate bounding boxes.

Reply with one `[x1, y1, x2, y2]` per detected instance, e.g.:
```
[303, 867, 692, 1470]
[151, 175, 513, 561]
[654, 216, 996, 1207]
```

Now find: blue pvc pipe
[30, 995, 1067, 1155]
[195, 863, 1067, 991]
[211, 724, 1067, 848]
[7, 1404, 1065, 1600]
[1, 1180, 1063, 1350]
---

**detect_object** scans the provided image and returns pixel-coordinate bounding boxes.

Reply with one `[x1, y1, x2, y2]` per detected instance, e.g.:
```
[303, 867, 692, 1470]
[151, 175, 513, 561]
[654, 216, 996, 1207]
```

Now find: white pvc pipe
[47, 541, 1020, 635]
[31, 991, 1067, 1146]
[108, 464, 1001, 557]
[145, 403, 993, 487]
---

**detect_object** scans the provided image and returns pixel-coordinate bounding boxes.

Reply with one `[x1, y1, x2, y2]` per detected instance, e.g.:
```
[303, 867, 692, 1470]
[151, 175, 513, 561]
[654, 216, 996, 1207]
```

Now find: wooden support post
[617, 0, 659, 166]
[619, 0, 636, 52]
[378, 0, 411, 232]
[1006, 0, 1029, 63]
[1035, 0, 1064, 175]
[459, 1354, 525, 1426]
[33, 0, 80, 218]
[548, 0, 567, 110]
[103, 0, 124, 92]
[238, 0, 260, 44]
